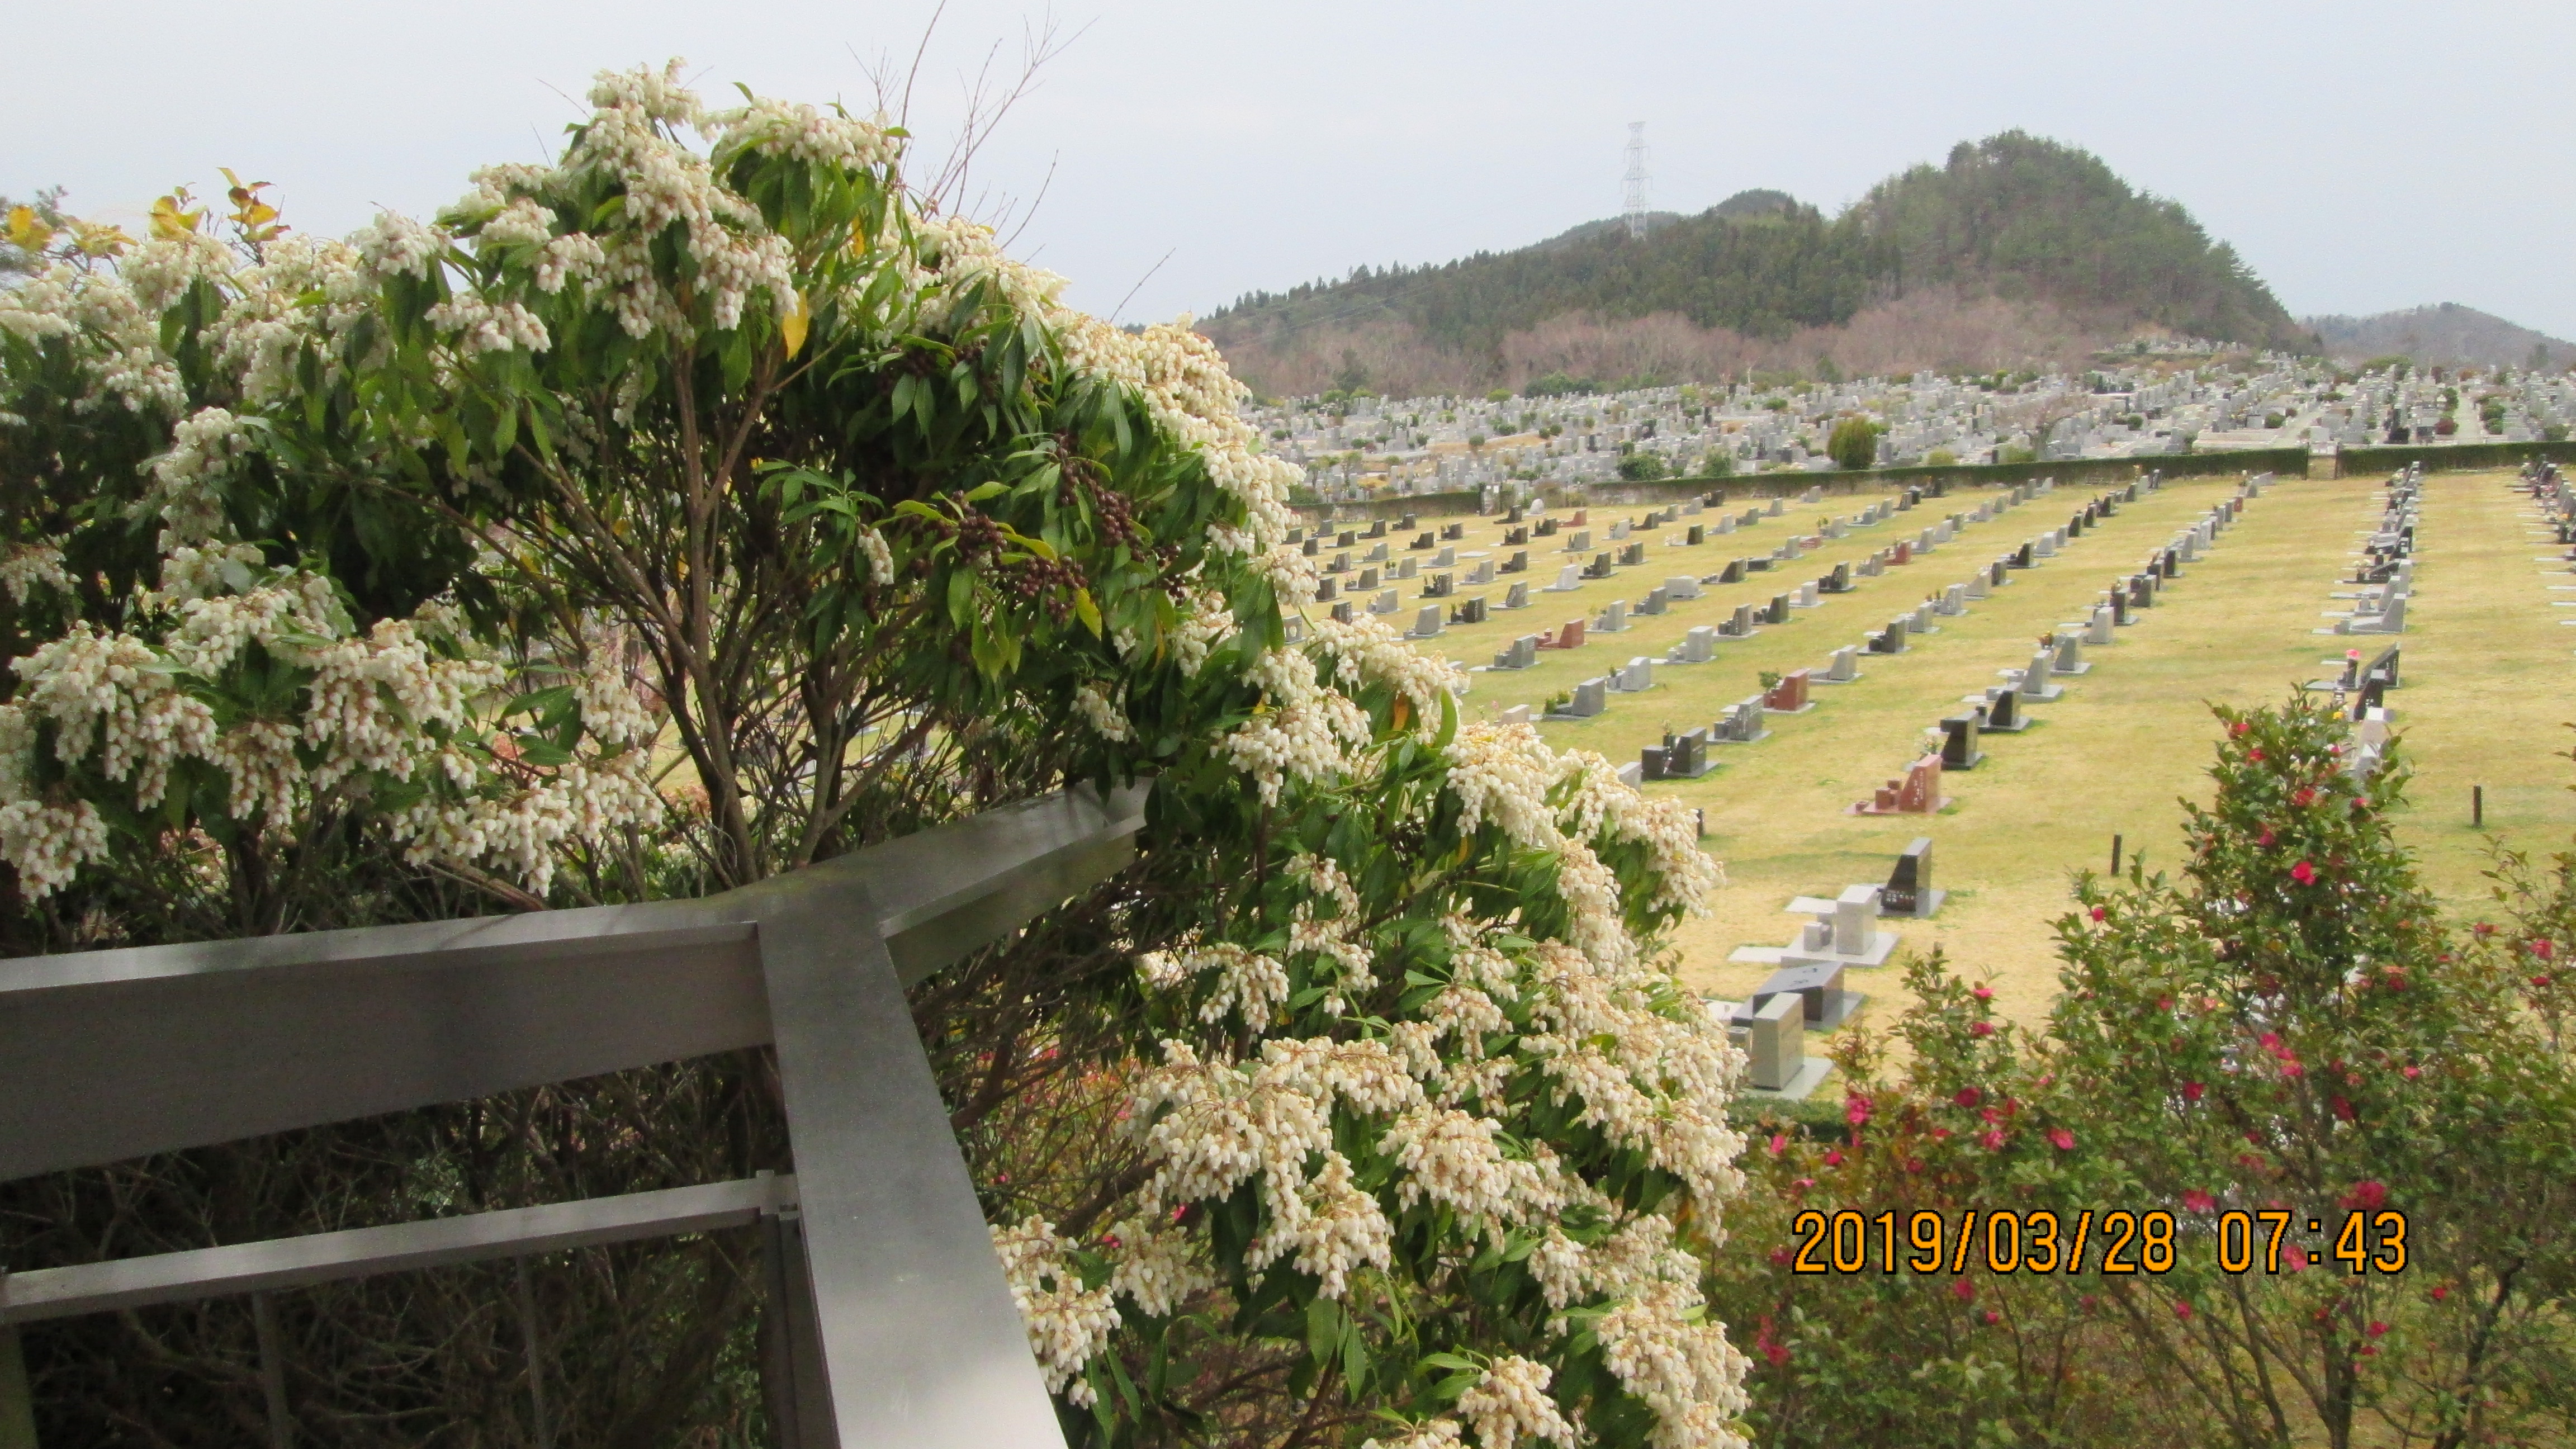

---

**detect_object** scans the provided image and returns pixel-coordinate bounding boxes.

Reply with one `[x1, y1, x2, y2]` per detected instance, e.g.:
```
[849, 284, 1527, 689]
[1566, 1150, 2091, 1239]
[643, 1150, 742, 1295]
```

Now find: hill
[2303, 303, 2574, 369]
[1199, 132, 2310, 397]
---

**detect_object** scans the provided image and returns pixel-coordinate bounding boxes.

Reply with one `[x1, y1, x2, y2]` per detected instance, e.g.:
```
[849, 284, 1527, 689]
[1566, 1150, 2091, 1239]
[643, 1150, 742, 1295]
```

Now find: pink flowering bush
[1715, 698, 2576, 1448]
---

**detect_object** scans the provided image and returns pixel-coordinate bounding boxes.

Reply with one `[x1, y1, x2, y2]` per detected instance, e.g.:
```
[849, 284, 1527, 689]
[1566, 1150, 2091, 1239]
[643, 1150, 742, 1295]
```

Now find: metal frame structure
[0, 781, 1151, 1447]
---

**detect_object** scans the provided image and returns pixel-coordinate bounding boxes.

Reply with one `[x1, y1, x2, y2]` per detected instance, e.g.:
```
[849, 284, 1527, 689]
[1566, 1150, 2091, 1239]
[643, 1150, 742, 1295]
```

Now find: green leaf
[1073, 588, 1102, 637]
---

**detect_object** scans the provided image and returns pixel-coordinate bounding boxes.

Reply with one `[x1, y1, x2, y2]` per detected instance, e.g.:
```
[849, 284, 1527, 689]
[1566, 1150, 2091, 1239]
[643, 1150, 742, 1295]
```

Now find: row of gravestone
[1725, 473, 2285, 1094]
[2317, 466, 2419, 782]
[1500, 480, 2067, 739]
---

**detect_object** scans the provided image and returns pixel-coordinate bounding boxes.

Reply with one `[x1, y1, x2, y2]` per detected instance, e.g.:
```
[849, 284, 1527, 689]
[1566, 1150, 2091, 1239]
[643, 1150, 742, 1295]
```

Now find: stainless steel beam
[0, 782, 1148, 1181]
[0, 1176, 797, 1324]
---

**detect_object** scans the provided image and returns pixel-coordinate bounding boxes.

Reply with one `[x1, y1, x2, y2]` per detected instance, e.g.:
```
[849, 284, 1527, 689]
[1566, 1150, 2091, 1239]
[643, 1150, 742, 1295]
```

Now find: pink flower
[2183, 1189, 2217, 1213]
[2332, 1096, 2356, 1121]
[2345, 1180, 2389, 1210]
[1823, 1149, 1845, 1167]
[1970, 1020, 1995, 1038]
[1950, 1278, 1974, 1301]
[2174, 1300, 2194, 1321]
[2535, 939, 2558, 960]
[2402, 1064, 2421, 1080]
[2534, 975, 2554, 989]
[2366, 1320, 2390, 1339]
[2231, 721, 2250, 737]
[1954, 1086, 1983, 1109]
[2431, 1285, 2449, 1301]
[2258, 1031, 2282, 1051]
[2048, 1128, 2076, 1151]
[2284, 1246, 2308, 1272]
[2090, 906, 2106, 921]
[1981, 1128, 2007, 1150]
[2183, 1081, 2206, 1103]
[1768, 1133, 1788, 1156]
[1973, 984, 1995, 1000]
[1982, 1309, 2001, 1325]
[2246, 747, 2264, 762]
[1845, 1094, 1873, 1126]
[2290, 860, 2317, 884]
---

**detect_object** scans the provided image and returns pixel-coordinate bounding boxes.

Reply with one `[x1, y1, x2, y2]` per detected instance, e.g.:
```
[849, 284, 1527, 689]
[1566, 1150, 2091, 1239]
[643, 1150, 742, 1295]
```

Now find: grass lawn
[1330, 467, 2576, 1039]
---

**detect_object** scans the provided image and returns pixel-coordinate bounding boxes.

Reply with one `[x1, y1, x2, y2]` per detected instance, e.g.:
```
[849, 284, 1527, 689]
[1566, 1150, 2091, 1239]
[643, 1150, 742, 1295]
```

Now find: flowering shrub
[1713, 698, 2576, 1449]
[1, 62, 1748, 1446]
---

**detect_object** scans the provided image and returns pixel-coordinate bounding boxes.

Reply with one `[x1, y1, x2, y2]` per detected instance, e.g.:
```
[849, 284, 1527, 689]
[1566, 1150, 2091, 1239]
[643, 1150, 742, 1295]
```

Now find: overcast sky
[13, 0, 2574, 339]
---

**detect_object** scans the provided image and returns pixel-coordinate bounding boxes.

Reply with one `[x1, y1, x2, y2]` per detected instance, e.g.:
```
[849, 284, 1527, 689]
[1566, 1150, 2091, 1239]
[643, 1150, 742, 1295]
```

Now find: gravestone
[2086, 605, 2114, 645]
[1315, 577, 1338, 602]
[1442, 522, 1465, 541]
[1422, 572, 1453, 598]
[1433, 546, 1456, 568]
[1536, 518, 1560, 537]
[1505, 527, 1528, 546]
[1543, 564, 1583, 593]
[1667, 727, 1713, 779]
[1796, 581, 1821, 608]
[1329, 551, 1351, 574]
[2012, 649, 2063, 702]
[1760, 594, 1792, 626]
[1852, 754, 1948, 816]
[1397, 557, 1418, 580]
[1880, 837, 1943, 917]
[1568, 529, 1593, 552]
[1978, 685, 2029, 732]
[1467, 559, 1495, 585]
[1766, 668, 1814, 714]
[1666, 575, 1703, 601]
[1715, 695, 1772, 744]
[1405, 605, 1444, 640]
[1370, 589, 1400, 615]
[1594, 598, 1630, 633]
[2052, 631, 2090, 676]
[1557, 678, 1607, 718]
[1583, 552, 1614, 580]
[1753, 962, 1863, 1030]
[1356, 566, 1379, 590]
[1637, 586, 1669, 616]
[1940, 713, 1983, 770]
[1936, 583, 1967, 616]
[1411, 533, 1434, 552]
[1610, 520, 1631, 541]
[1503, 550, 1529, 574]
[1619, 542, 1646, 567]
[1613, 656, 1655, 692]
[1721, 602, 1759, 638]
[1450, 596, 1489, 626]
[1501, 581, 1531, 610]
[1718, 558, 1749, 584]
[1819, 646, 1861, 683]
[1302, 537, 1319, 557]
[1330, 600, 1354, 624]
[1667, 626, 1717, 664]
[1545, 617, 1588, 650]
[1685, 524, 1706, 546]
[1493, 634, 1538, 670]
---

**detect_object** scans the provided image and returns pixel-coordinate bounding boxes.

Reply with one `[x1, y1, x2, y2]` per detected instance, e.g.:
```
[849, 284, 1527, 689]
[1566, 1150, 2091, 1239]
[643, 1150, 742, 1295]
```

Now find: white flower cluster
[988, 1218, 1119, 1408]
[1312, 612, 1468, 735]
[0, 544, 73, 604]
[422, 293, 551, 357]
[1137, 938, 1290, 1027]
[1456, 1355, 1580, 1449]
[1073, 681, 1133, 742]
[707, 96, 900, 171]
[1217, 645, 1371, 806]
[0, 263, 184, 415]
[146, 406, 258, 548]
[0, 555, 659, 897]
[1053, 311, 1300, 555]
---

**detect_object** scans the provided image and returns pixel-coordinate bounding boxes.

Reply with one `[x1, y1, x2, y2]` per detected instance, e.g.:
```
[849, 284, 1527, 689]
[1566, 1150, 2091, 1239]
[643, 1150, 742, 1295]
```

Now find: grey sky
[13, 1, 2574, 341]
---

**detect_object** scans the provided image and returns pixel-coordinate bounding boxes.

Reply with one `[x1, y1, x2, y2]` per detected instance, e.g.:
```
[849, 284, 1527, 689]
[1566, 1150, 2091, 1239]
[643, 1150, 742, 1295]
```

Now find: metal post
[2110, 834, 2123, 877]
[2474, 785, 2485, 828]
[251, 1291, 291, 1448]
[514, 1258, 551, 1448]
[0, 1316, 36, 1449]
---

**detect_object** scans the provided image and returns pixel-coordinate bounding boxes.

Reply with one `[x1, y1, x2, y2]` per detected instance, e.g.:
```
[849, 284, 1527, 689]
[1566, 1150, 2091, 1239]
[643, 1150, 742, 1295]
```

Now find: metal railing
[0, 780, 1152, 1448]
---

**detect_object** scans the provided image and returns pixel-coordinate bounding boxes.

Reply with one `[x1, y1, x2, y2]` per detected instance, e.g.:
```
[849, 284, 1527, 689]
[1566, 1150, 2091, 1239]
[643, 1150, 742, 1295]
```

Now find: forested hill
[1199, 133, 2310, 392]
